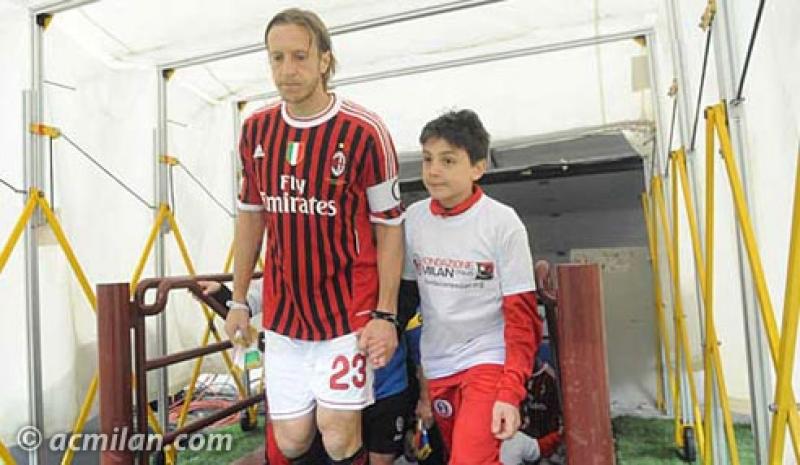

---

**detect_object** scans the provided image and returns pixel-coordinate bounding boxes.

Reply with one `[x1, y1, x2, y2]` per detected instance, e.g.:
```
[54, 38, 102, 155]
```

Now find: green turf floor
[172, 415, 756, 464]
[174, 418, 265, 464]
[612, 416, 755, 464]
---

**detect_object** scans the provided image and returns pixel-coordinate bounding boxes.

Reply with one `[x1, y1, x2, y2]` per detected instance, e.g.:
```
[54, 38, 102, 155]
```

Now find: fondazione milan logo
[475, 261, 495, 280]
[433, 399, 453, 418]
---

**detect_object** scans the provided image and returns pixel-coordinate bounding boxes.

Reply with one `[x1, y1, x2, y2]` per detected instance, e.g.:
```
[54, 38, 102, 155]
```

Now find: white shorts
[264, 330, 375, 420]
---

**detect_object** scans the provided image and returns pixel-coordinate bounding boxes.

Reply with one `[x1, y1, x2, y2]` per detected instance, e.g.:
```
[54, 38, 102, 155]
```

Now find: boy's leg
[428, 373, 462, 455]
[362, 390, 411, 465]
[312, 332, 375, 463]
[449, 364, 504, 465]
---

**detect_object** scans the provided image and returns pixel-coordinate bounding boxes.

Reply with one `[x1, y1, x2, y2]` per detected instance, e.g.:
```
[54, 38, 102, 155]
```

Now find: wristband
[226, 300, 250, 312]
[370, 310, 399, 328]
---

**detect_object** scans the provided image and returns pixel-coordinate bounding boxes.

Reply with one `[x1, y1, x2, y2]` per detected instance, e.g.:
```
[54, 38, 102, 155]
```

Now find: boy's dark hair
[419, 109, 490, 165]
[264, 8, 337, 89]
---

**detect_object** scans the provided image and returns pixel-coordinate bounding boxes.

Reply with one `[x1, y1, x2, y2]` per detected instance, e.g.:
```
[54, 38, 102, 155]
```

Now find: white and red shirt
[238, 94, 404, 341]
[403, 187, 541, 403]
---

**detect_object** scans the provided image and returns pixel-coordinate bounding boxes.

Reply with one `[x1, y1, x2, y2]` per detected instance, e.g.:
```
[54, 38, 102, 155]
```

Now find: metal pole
[154, 69, 170, 441]
[157, 0, 507, 70]
[243, 28, 654, 103]
[230, 102, 242, 216]
[645, 31, 673, 413]
[662, 2, 728, 460]
[30, 0, 100, 15]
[663, 0, 708, 342]
[645, 32, 665, 178]
[22, 90, 44, 465]
[23, 8, 47, 463]
[712, 2, 772, 463]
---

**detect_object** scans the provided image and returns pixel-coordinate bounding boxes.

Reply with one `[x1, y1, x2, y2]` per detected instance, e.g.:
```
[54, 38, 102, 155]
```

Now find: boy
[402, 109, 542, 464]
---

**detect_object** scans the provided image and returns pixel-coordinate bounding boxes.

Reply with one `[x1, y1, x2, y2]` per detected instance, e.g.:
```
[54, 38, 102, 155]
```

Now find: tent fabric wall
[1, 3, 37, 444]
[650, 0, 799, 416]
[648, 2, 799, 463]
[0, 1, 239, 443]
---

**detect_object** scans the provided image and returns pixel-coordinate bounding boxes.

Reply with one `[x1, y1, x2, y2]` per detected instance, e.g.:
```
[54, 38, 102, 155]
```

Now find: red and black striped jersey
[238, 95, 404, 341]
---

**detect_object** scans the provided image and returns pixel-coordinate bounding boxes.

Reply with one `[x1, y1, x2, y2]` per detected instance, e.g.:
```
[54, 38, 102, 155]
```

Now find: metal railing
[98, 273, 264, 465]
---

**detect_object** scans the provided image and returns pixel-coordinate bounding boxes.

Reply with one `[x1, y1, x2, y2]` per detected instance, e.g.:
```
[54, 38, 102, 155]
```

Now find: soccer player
[225, 8, 404, 465]
[403, 110, 543, 464]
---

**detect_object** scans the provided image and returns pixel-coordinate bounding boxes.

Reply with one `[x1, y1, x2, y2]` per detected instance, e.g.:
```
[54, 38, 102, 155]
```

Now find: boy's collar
[430, 186, 483, 217]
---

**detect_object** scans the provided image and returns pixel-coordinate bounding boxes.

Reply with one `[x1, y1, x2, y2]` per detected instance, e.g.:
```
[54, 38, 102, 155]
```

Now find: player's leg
[317, 407, 366, 463]
[362, 389, 411, 465]
[267, 421, 327, 465]
[263, 331, 319, 460]
[266, 421, 290, 465]
[448, 364, 504, 465]
[312, 332, 374, 463]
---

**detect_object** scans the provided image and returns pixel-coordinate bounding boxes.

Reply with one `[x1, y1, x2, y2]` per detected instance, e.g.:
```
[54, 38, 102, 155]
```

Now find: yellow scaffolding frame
[651, 174, 706, 458]
[0, 439, 15, 465]
[63, 203, 250, 465]
[671, 146, 741, 465]
[646, 102, 800, 463]
[641, 193, 675, 413]
[0, 190, 171, 464]
[701, 103, 800, 463]
[1, 137, 258, 464]
[768, 147, 800, 463]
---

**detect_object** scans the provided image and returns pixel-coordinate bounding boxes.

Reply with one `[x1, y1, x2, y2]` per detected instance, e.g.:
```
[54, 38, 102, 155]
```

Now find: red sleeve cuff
[497, 384, 527, 406]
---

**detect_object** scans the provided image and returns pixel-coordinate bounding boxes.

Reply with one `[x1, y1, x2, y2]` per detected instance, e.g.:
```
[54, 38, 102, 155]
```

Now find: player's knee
[272, 422, 317, 459]
[274, 436, 311, 460]
[319, 426, 361, 458]
[317, 413, 361, 458]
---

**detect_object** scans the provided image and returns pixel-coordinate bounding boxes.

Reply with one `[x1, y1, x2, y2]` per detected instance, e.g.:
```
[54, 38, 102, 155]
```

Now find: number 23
[330, 353, 367, 390]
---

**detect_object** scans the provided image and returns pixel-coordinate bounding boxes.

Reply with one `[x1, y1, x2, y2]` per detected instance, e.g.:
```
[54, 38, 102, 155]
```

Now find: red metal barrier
[98, 283, 135, 465]
[557, 263, 615, 465]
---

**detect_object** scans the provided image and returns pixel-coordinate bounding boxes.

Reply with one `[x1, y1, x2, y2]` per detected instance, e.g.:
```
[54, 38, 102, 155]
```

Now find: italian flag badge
[285, 141, 304, 166]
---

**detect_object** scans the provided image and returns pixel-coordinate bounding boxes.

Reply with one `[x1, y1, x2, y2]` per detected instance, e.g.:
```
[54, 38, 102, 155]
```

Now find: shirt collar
[281, 93, 340, 128]
[430, 186, 483, 217]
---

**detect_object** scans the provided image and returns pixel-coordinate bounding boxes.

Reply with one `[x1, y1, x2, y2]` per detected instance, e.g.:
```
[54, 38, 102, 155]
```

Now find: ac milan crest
[331, 150, 346, 177]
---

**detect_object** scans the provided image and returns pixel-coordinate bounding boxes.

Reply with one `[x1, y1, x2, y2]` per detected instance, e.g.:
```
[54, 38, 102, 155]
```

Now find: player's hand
[491, 401, 521, 440]
[416, 398, 435, 429]
[224, 309, 251, 345]
[358, 318, 398, 368]
[196, 280, 222, 295]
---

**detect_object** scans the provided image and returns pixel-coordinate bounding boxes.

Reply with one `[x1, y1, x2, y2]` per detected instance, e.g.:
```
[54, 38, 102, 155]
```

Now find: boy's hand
[358, 318, 398, 368]
[416, 398, 434, 429]
[196, 280, 222, 296]
[491, 401, 520, 440]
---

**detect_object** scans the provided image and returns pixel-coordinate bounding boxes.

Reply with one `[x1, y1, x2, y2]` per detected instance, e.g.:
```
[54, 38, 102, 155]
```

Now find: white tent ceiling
[6, 0, 659, 104]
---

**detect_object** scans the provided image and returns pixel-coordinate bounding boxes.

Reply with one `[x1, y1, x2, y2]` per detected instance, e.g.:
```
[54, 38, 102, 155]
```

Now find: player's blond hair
[265, 8, 337, 90]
